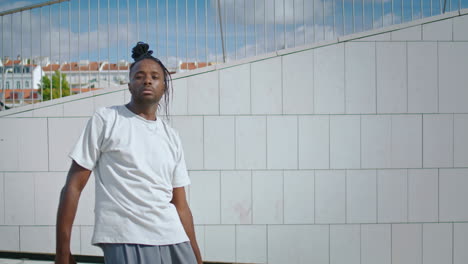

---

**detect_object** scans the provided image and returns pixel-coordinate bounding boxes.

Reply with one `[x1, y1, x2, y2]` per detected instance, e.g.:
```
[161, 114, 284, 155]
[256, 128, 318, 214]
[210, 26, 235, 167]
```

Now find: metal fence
[0, 0, 466, 110]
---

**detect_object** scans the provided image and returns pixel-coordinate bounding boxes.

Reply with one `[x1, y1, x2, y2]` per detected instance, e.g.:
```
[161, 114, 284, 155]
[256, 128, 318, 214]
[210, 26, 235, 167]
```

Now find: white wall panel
[361, 115, 392, 168]
[4, 173, 35, 225]
[408, 169, 438, 222]
[330, 115, 360, 169]
[298, 116, 329, 169]
[63, 98, 95, 117]
[267, 116, 298, 169]
[20, 226, 80, 254]
[407, 42, 438, 113]
[440, 169, 468, 221]
[423, 223, 453, 264]
[48, 117, 88, 171]
[252, 171, 283, 224]
[194, 225, 205, 259]
[251, 57, 282, 114]
[170, 116, 204, 170]
[377, 170, 407, 223]
[236, 225, 267, 264]
[187, 71, 219, 115]
[168, 78, 188, 115]
[282, 49, 314, 114]
[34, 172, 66, 225]
[454, 114, 468, 167]
[219, 64, 251, 115]
[345, 42, 376, 114]
[204, 116, 235, 169]
[330, 225, 360, 264]
[284, 170, 314, 224]
[33, 104, 64, 117]
[376, 42, 407, 113]
[315, 170, 346, 224]
[391, 115, 422, 168]
[423, 19, 453, 41]
[268, 225, 329, 264]
[314, 43, 345, 114]
[391, 25, 422, 41]
[454, 223, 468, 264]
[361, 224, 391, 264]
[220, 171, 252, 224]
[454, 15, 468, 40]
[0, 173, 3, 225]
[204, 225, 235, 263]
[392, 224, 422, 264]
[346, 170, 377, 223]
[423, 114, 453, 168]
[0, 226, 19, 251]
[235, 116, 266, 169]
[93, 91, 125, 109]
[189, 171, 220, 224]
[80, 226, 103, 256]
[439, 43, 468, 113]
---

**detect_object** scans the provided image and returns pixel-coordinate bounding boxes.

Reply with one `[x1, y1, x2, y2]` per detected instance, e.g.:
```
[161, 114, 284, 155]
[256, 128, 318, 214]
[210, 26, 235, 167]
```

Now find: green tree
[38, 70, 71, 101]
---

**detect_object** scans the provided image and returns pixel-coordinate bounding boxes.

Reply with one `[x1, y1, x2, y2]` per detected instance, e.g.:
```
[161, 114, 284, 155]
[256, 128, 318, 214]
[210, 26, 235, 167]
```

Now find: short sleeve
[171, 132, 191, 188]
[68, 113, 105, 171]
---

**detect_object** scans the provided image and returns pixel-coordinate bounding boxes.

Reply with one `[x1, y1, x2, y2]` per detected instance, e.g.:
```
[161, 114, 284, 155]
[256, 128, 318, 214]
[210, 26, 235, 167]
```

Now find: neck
[126, 100, 158, 121]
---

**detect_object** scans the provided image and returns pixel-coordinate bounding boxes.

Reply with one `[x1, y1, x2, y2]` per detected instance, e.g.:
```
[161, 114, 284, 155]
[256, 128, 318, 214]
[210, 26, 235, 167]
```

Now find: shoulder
[159, 119, 183, 145]
[93, 105, 123, 122]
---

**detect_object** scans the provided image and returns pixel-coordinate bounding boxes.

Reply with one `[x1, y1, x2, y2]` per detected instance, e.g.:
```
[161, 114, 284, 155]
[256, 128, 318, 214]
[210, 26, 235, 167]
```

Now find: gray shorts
[99, 242, 197, 264]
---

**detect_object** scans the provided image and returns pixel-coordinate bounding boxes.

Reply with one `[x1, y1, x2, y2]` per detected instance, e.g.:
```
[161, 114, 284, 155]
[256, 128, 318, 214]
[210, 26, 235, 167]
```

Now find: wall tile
[168, 78, 188, 115]
[361, 115, 391, 168]
[4, 173, 35, 225]
[407, 42, 438, 113]
[454, 114, 468, 167]
[268, 225, 329, 264]
[330, 115, 360, 169]
[235, 116, 266, 169]
[48, 117, 89, 171]
[391, 25, 422, 41]
[355, 32, 391, 41]
[252, 171, 283, 224]
[345, 42, 376, 114]
[0, 119, 19, 171]
[93, 91, 125, 109]
[284, 170, 314, 224]
[282, 49, 314, 114]
[63, 97, 95, 117]
[423, 114, 453, 168]
[236, 225, 267, 264]
[439, 43, 468, 113]
[423, 223, 452, 264]
[219, 64, 251, 115]
[453, 15, 468, 41]
[187, 71, 219, 115]
[361, 224, 391, 264]
[189, 171, 220, 224]
[408, 169, 438, 222]
[440, 169, 468, 221]
[20, 226, 80, 254]
[391, 115, 422, 168]
[0, 226, 19, 251]
[194, 225, 205, 259]
[204, 116, 235, 169]
[376, 42, 407, 113]
[377, 170, 407, 223]
[251, 57, 282, 114]
[267, 116, 298, 169]
[346, 170, 377, 223]
[204, 225, 235, 263]
[298, 116, 329, 169]
[315, 170, 346, 224]
[80, 226, 103, 256]
[34, 172, 67, 225]
[423, 19, 453, 41]
[392, 224, 422, 264]
[330, 225, 360, 264]
[170, 116, 204, 170]
[221, 171, 252, 224]
[33, 104, 64, 117]
[0, 173, 3, 225]
[314, 43, 345, 114]
[454, 223, 468, 264]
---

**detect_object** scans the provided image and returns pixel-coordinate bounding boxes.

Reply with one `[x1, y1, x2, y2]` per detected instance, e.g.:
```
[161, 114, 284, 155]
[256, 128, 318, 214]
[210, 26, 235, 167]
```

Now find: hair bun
[131, 41, 154, 61]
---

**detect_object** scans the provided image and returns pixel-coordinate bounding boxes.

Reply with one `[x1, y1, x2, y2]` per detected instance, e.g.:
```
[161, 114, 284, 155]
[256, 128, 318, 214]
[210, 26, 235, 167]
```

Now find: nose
[144, 75, 152, 85]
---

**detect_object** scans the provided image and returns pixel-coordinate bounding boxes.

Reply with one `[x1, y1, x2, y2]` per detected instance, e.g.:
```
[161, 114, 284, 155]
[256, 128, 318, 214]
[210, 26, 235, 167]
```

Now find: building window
[17, 81, 20, 89]
[5, 81, 9, 89]
[25, 81, 29, 88]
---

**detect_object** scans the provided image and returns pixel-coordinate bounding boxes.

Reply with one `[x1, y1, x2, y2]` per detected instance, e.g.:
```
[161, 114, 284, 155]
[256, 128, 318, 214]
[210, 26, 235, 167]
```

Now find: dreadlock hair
[129, 41, 172, 120]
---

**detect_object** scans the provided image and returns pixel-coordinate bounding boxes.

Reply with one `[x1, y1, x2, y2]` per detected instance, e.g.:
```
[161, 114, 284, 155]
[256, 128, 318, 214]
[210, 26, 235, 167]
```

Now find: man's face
[128, 59, 165, 105]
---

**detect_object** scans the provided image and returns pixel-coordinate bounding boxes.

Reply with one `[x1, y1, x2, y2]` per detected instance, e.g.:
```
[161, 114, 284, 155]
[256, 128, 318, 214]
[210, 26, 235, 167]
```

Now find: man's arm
[171, 187, 203, 264]
[55, 161, 92, 264]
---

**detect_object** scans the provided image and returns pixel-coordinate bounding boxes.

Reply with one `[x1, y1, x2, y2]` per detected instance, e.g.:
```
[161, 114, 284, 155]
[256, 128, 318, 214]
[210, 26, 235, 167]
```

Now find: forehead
[131, 59, 164, 75]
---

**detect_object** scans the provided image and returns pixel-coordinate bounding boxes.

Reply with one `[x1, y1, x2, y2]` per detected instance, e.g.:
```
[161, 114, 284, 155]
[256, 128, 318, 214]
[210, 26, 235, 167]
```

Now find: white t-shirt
[69, 105, 190, 246]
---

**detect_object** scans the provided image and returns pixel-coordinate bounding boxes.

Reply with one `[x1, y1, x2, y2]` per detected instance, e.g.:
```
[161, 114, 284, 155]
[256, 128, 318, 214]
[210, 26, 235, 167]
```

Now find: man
[55, 42, 202, 264]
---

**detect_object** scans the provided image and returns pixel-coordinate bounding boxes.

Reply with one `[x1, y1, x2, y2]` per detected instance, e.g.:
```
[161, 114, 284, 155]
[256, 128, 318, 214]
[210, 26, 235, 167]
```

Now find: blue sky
[1, 0, 467, 67]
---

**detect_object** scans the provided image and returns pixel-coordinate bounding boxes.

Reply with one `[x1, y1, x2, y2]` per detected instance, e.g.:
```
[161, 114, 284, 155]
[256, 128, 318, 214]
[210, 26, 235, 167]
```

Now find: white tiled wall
[1, 12, 468, 264]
